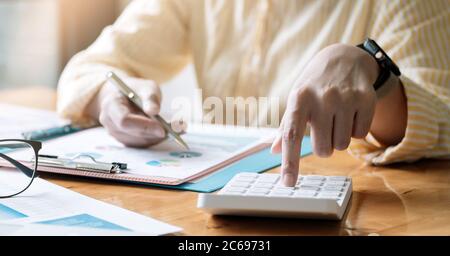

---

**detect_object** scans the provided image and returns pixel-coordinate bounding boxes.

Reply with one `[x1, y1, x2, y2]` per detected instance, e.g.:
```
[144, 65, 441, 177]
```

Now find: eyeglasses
[0, 139, 42, 198]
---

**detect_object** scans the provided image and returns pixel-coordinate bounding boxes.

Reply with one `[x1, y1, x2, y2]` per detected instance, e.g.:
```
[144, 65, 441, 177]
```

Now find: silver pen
[106, 71, 190, 150]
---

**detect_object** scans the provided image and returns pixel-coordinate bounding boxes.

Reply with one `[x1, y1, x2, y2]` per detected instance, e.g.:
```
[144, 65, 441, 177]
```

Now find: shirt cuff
[348, 76, 439, 165]
[57, 67, 132, 127]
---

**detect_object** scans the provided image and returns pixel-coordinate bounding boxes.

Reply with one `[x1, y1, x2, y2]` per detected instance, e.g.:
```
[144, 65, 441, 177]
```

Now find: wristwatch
[357, 38, 401, 92]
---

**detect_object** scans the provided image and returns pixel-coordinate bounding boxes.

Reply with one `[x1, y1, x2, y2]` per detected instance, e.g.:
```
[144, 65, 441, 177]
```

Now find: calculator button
[300, 180, 324, 186]
[322, 186, 344, 192]
[224, 187, 247, 193]
[229, 181, 251, 188]
[327, 176, 348, 182]
[320, 190, 342, 195]
[273, 187, 295, 193]
[273, 183, 296, 188]
[298, 185, 321, 191]
[253, 183, 273, 189]
[254, 180, 277, 186]
[304, 176, 326, 181]
[257, 175, 279, 182]
[325, 181, 347, 186]
[234, 176, 256, 182]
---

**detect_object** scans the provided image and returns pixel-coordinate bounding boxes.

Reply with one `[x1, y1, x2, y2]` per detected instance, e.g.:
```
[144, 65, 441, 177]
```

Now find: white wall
[0, 0, 60, 89]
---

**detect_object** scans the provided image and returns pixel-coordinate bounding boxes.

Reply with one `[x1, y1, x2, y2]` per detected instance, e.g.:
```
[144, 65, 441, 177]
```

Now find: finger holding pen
[105, 72, 190, 150]
[91, 75, 167, 148]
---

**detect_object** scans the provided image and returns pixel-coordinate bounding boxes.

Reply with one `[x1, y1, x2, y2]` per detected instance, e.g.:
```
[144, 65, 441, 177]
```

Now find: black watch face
[366, 39, 401, 76]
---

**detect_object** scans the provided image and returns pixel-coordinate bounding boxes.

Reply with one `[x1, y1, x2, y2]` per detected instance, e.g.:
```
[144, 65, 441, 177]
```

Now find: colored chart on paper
[36, 213, 130, 231]
[0, 148, 11, 154]
[169, 151, 202, 158]
[146, 159, 181, 167]
[0, 203, 28, 220]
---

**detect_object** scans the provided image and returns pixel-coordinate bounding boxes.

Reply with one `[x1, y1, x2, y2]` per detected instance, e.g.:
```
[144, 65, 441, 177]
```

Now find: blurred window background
[0, 0, 127, 89]
[0, 0, 197, 114]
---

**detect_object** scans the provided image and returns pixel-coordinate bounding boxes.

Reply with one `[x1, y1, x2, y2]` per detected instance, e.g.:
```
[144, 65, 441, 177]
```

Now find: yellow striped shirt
[57, 0, 450, 164]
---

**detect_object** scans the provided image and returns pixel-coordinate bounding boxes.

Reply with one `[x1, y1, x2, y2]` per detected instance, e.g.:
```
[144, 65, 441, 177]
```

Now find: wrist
[371, 77, 407, 146]
[86, 81, 119, 121]
[356, 38, 403, 100]
[355, 46, 380, 91]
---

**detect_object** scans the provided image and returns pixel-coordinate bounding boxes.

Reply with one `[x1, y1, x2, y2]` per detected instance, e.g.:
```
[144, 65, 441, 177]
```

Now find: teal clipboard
[151, 137, 312, 193]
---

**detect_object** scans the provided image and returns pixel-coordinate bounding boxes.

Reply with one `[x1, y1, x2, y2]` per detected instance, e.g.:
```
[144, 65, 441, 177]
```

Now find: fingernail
[270, 143, 277, 154]
[270, 134, 281, 153]
[283, 173, 295, 187]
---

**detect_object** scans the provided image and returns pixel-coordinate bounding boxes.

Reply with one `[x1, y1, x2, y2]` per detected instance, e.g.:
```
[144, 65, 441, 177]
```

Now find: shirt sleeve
[57, 0, 191, 126]
[348, 0, 450, 164]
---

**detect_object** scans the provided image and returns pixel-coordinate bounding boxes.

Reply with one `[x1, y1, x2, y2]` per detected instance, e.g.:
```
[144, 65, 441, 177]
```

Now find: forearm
[370, 75, 407, 146]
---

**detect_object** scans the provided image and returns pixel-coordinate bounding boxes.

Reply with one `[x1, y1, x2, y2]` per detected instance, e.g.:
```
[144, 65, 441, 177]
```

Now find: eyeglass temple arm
[0, 153, 35, 178]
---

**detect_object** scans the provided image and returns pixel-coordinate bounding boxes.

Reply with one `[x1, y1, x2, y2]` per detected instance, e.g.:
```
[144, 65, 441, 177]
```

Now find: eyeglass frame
[0, 139, 42, 198]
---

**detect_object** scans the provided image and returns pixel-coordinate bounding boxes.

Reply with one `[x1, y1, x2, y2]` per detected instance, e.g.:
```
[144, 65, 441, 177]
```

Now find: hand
[92, 77, 166, 147]
[271, 44, 379, 186]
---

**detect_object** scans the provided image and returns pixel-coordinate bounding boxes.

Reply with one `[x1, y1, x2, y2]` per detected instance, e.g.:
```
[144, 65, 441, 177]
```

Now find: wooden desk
[2, 88, 449, 235]
[0, 86, 57, 110]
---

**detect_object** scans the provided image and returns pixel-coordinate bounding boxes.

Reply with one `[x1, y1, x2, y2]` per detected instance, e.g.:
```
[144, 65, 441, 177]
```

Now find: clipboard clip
[37, 154, 127, 174]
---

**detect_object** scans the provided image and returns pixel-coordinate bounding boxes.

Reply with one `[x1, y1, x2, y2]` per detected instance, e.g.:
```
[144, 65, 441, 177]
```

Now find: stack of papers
[0, 171, 181, 235]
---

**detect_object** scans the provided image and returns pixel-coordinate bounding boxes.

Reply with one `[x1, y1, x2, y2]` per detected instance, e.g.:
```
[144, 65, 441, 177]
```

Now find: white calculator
[197, 172, 352, 220]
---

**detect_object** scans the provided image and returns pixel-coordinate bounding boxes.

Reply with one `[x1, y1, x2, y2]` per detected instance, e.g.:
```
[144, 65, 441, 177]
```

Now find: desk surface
[2, 88, 449, 235]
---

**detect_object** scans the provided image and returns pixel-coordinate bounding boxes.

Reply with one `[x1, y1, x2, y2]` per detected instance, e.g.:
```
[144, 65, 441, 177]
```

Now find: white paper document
[0, 103, 67, 139]
[0, 171, 181, 235]
[35, 124, 274, 182]
[0, 223, 149, 236]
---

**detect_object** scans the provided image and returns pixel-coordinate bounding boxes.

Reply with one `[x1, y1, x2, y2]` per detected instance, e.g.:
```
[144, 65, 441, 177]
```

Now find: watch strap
[357, 43, 391, 91]
[372, 66, 391, 91]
